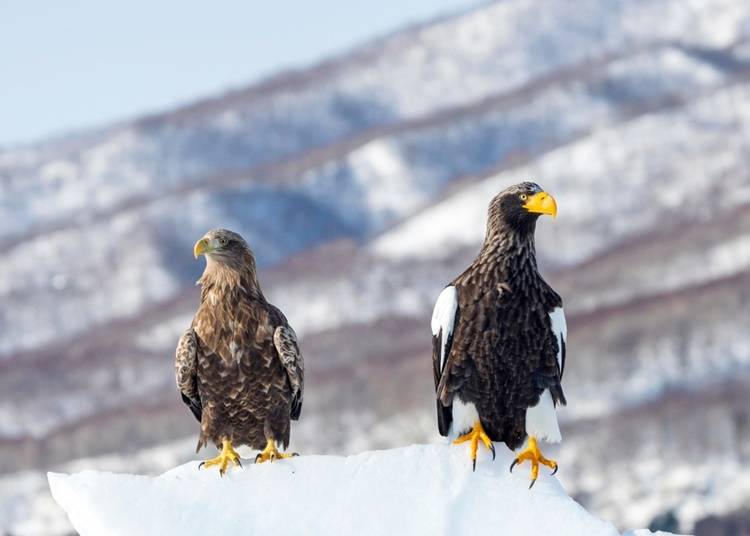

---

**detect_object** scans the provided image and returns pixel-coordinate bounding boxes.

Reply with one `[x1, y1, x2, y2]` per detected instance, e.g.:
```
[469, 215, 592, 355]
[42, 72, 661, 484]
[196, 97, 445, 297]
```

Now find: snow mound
[49, 443, 639, 536]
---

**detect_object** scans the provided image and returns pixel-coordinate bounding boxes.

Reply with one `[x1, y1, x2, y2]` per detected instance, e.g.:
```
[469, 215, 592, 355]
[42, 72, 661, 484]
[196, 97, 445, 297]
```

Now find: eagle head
[488, 182, 557, 235]
[193, 229, 253, 265]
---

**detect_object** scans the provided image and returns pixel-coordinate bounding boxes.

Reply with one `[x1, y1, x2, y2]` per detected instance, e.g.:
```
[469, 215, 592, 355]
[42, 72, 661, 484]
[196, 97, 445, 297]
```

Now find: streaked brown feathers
[174, 229, 304, 452]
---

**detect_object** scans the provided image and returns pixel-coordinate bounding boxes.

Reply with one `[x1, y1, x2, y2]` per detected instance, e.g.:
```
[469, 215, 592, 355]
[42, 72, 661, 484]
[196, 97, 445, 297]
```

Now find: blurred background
[2, 0, 750, 534]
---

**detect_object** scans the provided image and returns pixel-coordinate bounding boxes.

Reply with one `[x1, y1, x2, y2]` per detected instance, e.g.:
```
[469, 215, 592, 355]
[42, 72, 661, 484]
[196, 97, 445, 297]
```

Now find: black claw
[236, 459, 243, 468]
[254, 453, 261, 463]
[550, 465, 558, 476]
[198, 461, 205, 470]
[509, 459, 518, 473]
[472, 457, 477, 472]
[490, 443, 496, 461]
[292, 452, 300, 457]
[528, 478, 536, 490]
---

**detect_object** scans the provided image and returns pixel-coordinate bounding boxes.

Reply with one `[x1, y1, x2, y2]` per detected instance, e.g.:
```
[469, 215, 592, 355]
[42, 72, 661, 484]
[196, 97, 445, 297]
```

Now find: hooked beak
[523, 191, 557, 218]
[194, 237, 211, 258]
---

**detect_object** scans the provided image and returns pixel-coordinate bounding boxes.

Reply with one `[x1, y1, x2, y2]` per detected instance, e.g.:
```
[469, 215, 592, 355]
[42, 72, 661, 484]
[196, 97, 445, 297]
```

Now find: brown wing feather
[192, 282, 299, 449]
[175, 328, 202, 422]
[274, 325, 304, 420]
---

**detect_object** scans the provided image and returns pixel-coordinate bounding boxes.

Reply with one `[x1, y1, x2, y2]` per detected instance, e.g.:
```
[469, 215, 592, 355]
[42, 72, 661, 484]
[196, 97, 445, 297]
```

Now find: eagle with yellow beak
[175, 229, 303, 475]
[431, 182, 566, 487]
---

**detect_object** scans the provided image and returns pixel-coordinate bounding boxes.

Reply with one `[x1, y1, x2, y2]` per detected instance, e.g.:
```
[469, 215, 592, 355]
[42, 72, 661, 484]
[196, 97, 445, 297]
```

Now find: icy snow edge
[48, 443, 676, 536]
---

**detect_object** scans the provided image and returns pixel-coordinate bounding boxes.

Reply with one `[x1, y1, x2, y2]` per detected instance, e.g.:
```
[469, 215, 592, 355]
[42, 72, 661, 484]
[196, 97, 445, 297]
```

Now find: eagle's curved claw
[453, 420, 495, 471]
[199, 439, 242, 475]
[511, 436, 558, 489]
[255, 439, 297, 463]
[478, 444, 496, 470]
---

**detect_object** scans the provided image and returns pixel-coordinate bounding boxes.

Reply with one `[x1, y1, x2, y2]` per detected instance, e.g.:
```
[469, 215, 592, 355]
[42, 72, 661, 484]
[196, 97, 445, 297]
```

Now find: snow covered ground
[47, 443, 673, 536]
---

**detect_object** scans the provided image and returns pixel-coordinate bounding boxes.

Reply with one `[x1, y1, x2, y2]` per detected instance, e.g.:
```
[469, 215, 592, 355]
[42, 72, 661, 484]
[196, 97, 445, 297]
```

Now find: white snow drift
[48, 443, 673, 536]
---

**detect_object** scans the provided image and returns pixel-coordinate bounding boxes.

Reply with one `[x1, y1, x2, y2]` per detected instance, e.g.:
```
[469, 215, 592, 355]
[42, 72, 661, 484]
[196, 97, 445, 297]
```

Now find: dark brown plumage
[175, 229, 303, 472]
[431, 182, 567, 482]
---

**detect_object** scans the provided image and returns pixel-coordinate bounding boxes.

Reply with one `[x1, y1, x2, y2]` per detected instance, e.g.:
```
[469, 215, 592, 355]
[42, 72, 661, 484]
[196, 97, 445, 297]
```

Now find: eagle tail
[181, 392, 203, 422]
[290, 398, 302, 421]
[436, 399, 452, 437]
[550, 384, 567, 407]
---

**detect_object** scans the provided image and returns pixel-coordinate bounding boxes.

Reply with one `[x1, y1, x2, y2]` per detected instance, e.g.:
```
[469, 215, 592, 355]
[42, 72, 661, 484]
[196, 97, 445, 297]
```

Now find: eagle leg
[199, 438, 243, 476]
[254, 438, 298, 464]
[453, 420, 496, 471]
[509, 436, 557, 488]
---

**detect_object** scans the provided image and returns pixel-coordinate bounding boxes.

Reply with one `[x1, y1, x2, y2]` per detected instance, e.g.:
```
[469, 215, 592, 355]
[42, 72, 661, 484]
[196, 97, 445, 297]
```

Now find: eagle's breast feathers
[431, 273, 567, 446]
[174, 233, 304, 452]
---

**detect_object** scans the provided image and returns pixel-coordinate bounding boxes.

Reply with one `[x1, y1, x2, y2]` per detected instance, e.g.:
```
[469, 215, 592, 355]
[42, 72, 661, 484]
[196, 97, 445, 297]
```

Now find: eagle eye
[520, 193, 528, 201]
[219, 238, 228, 246]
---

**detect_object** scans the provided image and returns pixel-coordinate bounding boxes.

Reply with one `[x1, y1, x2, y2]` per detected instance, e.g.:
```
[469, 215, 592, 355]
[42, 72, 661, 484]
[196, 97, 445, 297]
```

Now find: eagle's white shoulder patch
[549, 306, 567, 371]
[431, 285, 458, 371]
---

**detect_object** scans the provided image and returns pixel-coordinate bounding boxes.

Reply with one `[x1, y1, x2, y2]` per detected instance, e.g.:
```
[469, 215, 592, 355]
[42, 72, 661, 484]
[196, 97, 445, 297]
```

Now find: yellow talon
[453, 420, 496, 471]
[255, 438, 298, 463]
[199, 438, 242, 476]
[510, 436, 558, 488]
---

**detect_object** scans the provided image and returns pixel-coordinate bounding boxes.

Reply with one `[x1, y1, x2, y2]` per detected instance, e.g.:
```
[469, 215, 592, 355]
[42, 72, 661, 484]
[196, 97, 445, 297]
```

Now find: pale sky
[0, 0, 478, 147]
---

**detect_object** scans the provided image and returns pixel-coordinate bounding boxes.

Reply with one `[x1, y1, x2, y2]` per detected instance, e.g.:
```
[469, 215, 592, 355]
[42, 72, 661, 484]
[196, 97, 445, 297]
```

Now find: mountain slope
[3, 1, 750, 535]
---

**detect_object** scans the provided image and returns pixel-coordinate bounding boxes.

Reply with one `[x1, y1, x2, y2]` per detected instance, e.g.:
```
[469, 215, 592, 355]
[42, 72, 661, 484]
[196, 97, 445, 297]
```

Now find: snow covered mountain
[3, 0, 750, 534]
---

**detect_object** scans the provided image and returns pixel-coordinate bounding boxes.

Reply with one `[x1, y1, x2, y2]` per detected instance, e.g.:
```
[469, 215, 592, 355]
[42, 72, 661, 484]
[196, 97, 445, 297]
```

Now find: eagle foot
[255, 439, 298, 464]
[509, 436, 557, 489]
[199, 439, 242, 476]
[453, 420, 496, 471]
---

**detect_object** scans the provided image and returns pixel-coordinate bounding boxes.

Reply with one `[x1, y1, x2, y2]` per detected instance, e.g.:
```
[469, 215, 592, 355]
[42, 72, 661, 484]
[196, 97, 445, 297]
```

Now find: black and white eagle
[431, 182, 566, 486]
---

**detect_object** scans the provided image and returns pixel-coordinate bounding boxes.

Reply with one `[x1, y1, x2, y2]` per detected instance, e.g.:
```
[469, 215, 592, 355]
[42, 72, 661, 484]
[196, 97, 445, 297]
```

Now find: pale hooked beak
[523, 191, 557, 218]
[194, 237, 212, 258]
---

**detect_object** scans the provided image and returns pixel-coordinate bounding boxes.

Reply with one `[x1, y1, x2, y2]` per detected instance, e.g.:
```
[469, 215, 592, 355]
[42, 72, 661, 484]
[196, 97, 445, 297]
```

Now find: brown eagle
[431, 182, 566, 487]
[175, 229, 304, 474]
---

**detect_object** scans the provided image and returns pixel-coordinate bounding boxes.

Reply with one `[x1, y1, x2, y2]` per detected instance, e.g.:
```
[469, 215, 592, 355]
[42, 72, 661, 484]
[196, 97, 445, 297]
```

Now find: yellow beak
[523, 191, 557, 218]
[194, 238, 210, 258]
